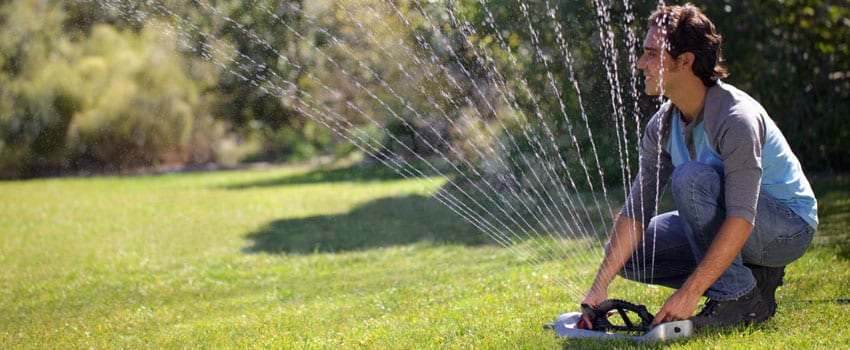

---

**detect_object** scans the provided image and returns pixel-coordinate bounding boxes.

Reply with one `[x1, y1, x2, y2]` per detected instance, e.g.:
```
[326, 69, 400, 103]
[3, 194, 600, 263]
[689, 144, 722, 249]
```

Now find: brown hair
[649, 4, 728, 86]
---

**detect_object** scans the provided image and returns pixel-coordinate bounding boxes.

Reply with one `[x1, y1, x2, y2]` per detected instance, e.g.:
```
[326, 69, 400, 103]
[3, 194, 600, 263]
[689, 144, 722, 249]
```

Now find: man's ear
[679, 52, 696, 70]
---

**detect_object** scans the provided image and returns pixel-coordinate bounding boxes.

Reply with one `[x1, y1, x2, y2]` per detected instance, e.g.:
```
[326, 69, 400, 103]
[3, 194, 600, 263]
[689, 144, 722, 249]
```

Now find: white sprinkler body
[545, 312, 693, 342]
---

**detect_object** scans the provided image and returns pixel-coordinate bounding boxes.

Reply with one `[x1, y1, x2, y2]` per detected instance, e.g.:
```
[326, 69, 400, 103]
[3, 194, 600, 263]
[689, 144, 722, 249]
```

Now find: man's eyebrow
[643, 47, 660, 52]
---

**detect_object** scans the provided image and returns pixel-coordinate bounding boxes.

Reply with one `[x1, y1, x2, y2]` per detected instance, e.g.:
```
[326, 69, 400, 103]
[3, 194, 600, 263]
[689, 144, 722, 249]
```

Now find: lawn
[1, 163, 848, 349]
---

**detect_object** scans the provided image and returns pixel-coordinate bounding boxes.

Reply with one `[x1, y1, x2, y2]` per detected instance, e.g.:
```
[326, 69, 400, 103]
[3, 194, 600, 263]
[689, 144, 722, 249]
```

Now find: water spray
[93, 0, 690, 342]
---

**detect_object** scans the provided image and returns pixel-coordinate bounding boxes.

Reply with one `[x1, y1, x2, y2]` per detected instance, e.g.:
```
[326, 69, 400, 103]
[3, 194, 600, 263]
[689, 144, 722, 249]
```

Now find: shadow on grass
[560, 338, 675, 349]
[225, 161, 454, 190]
[811, 176, 850, 260]
[557, 322, 778, 349]
[237, 162, 616, 254]
[243, 194, 490, 254]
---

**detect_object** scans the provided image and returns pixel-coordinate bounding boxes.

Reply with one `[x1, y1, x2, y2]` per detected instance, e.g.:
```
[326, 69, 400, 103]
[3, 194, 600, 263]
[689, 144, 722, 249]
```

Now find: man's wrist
[680, 277, 707, 298]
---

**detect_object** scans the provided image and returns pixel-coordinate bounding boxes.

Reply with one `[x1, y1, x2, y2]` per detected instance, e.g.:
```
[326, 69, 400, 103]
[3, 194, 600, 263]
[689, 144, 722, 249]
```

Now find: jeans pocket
[767, 195, 803, 220]
[762, 225, 815, 266]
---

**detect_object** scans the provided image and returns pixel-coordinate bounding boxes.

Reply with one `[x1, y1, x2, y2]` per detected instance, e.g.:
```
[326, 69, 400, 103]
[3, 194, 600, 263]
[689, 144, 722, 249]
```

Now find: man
[581, 4, 818, 329]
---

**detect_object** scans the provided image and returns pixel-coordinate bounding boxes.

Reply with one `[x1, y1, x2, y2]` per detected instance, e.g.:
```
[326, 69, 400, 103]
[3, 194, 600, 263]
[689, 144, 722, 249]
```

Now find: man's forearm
[589, 214, 645, 293]
[679, 217, 754, 297]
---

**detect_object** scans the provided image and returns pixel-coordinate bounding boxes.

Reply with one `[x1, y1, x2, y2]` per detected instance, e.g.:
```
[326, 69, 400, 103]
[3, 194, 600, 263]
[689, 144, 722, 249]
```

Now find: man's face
[637, 26, 680, 96]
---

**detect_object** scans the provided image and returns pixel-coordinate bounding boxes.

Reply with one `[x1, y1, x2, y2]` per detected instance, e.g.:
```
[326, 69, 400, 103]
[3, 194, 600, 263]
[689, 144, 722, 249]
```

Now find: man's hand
[650, 217, 754, 327]
[651, 289, 701, 326]
[580, 288, 608, 329]
[580, 214, 644, 329]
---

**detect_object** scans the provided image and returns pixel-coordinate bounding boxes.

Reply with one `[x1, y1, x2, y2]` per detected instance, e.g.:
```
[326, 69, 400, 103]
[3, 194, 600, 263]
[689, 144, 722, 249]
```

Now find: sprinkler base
[544, 312, 693, 342]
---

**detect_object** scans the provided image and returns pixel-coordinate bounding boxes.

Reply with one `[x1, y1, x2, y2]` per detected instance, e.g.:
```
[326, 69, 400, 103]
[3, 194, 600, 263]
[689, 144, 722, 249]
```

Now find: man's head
[637, 4, 727, 96]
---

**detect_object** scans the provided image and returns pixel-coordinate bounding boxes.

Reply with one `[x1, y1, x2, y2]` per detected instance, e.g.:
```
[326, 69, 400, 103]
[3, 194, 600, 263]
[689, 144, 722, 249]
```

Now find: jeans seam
[687, 168, 708, 246]
[679, 163, 756, 300]
[761, 225, 814, 264]
[705, 282, 757, 301]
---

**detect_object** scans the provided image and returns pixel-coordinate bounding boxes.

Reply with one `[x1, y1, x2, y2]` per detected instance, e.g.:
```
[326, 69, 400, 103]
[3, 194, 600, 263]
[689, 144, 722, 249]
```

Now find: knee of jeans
[617, 259, 640, 282]
[617, 265, 634, 281]
[671, 161, 721, 200]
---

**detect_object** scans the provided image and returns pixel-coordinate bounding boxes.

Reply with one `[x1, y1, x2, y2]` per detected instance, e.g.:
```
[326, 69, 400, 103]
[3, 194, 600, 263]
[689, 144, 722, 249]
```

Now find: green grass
[1, 164, 848, 349]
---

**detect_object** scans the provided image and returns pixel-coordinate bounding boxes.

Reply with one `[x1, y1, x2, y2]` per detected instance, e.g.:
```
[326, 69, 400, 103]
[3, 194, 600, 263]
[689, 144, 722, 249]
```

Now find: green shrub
[0, 11, 230, 177]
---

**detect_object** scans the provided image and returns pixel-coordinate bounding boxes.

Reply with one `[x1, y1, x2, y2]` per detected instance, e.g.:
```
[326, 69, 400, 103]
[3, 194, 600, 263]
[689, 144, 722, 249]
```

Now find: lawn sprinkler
[544, 299, 693, 342]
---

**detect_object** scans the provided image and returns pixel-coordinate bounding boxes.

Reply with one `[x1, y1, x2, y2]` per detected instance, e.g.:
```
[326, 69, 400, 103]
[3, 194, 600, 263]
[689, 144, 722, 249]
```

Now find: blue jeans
[620, 162, 815, 301]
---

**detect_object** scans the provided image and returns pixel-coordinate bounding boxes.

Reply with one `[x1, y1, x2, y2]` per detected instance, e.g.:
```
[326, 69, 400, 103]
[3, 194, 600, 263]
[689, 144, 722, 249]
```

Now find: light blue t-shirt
[623, 81, 818, 229]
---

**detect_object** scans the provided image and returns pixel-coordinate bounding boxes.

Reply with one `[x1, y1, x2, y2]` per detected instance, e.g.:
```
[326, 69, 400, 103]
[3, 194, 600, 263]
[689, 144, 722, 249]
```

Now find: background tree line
[1, 0, 847, 180]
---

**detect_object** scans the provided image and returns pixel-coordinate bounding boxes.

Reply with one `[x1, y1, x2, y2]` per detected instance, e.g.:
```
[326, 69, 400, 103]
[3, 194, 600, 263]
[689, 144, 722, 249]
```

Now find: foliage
[65, 25, 218, 170]
[0, 2, 227, 177]
[456, 0, 850, 183]
[704, 0, 850, 170]
[0, 0, 848, 179]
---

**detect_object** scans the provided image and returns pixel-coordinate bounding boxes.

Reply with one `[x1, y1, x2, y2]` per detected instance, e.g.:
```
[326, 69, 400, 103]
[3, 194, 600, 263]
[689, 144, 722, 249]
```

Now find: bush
[0, 16, 230, 177]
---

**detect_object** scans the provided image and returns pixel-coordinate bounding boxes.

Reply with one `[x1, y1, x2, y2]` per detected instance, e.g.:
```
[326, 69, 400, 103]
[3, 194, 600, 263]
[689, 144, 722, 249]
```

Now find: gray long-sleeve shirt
[622, 81, 818, 229]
